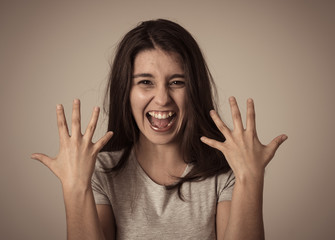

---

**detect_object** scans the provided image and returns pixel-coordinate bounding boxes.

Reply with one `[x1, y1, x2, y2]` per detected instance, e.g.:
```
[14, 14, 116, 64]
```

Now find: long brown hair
[102, 19, 231, 196]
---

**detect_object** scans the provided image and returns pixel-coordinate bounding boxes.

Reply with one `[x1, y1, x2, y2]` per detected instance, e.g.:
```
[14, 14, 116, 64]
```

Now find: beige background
[1, 0, 334, 239]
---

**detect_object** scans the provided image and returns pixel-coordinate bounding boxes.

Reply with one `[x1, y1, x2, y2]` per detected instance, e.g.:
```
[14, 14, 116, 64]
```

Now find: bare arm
[202, 97, 287, 240]
[221, 178, 265, 240]
[96, 205, 116, 240]
[31, 99, 113, 240]
[62, 185, 105, 239]
[216, 179, 265, 240]
[216, 201, 231, 239]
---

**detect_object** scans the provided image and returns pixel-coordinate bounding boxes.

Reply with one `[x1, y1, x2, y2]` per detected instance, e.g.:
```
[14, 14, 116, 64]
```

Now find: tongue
[151, 117, 170, 129]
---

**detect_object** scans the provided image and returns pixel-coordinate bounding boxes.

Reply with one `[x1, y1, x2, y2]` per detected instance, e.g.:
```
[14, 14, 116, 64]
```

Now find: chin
[140, 121, 183, 146]
[139, 130, 180, 146]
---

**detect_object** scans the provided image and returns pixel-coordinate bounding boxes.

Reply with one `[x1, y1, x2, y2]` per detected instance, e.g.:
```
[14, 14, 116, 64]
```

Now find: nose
[154, 85, 171, 106]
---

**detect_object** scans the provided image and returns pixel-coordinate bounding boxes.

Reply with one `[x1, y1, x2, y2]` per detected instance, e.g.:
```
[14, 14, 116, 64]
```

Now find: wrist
[233, 173, 265, 203]
[234, 170, 265, 186]
[61, 179, 91, 195]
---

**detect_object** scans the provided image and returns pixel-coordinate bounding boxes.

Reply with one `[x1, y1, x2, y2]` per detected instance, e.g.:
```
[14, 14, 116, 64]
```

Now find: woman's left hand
[200, 97, 287, 182]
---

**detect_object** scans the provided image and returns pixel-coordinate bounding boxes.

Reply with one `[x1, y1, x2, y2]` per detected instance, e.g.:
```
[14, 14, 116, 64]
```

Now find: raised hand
[201, 97, 287, 182]
[31, 99, 113, 188]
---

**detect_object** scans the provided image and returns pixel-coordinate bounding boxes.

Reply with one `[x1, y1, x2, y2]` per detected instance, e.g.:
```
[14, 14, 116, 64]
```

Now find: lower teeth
[147, 113, 175, 129]
[151, 121, 172, 129]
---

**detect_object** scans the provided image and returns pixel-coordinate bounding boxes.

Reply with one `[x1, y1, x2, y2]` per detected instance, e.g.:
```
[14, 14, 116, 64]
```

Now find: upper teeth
[148, 111, 174, 119]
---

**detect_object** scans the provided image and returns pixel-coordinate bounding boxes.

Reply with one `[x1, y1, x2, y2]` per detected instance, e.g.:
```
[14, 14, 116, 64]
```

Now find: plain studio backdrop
[1, 0, 334, 239]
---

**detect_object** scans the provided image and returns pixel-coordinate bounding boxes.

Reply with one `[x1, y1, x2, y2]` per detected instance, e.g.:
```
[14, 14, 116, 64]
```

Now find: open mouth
[146, 111, 177, 131]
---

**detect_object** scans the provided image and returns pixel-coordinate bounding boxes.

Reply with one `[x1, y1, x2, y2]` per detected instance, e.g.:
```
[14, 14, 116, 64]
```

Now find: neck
[134, 134, 187, 186]
[135, 134, 184, 166]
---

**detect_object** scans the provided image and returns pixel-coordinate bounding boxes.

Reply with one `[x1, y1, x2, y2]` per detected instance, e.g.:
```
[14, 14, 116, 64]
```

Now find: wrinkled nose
[154, 85, 171, 106]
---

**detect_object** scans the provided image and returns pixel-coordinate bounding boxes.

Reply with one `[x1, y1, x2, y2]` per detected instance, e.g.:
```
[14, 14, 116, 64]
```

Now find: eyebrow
[132, 73, 154, 78]
[132, 73, 185, 80]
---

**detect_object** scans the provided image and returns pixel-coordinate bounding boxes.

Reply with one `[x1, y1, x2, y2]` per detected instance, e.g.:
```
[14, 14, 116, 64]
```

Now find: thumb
[93, 131, 114, 153]
[266, 134, 288, 157]
[31, 153, 53, 168]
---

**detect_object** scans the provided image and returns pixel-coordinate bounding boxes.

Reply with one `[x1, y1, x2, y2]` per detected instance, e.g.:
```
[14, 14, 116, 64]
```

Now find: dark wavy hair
[101, 19, 231, 197]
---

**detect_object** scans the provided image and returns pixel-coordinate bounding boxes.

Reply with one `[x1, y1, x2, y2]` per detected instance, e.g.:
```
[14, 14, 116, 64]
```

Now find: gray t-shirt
[91, 149, 235, 240]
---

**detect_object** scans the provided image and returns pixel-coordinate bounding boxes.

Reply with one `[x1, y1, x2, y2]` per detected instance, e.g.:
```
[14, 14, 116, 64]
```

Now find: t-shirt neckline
[130, 148, 190, 189]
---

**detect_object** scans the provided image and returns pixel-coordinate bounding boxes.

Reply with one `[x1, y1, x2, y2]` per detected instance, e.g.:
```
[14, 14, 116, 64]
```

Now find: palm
[201, 97, 287, 180]
[31, 99, 113, 187]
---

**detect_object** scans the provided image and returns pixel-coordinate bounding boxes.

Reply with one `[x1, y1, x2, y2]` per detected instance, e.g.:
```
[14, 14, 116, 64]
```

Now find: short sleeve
[91, 152, 113, 205]
[217, 170, 235, 202]
[91, 171, 111, 205]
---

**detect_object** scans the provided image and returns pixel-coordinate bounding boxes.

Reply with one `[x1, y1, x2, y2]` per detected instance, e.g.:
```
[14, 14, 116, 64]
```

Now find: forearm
[62, 184, 105, 240]
[223, 176, 265, 240]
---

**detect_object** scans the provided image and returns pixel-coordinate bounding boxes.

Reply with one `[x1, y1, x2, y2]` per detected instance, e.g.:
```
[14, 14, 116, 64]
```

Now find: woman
[32, 19, 287, 240]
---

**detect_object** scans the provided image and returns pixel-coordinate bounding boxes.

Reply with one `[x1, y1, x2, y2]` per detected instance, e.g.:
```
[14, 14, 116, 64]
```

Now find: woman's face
[130, 48, 187, 146]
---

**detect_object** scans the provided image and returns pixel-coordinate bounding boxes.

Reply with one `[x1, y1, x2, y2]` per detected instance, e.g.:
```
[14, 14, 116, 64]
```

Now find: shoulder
[217, 169, 235, 188]
[95, 149, 125, 171]
[92, 149, 130, 192]
[216, 169, 235, 201]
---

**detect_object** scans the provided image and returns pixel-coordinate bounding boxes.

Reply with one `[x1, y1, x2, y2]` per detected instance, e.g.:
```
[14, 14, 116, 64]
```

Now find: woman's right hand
[31, 99, 113, 189]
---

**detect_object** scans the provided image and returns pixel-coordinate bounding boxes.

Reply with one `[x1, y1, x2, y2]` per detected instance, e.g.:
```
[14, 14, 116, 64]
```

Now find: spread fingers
[84, 106, 100, 141]
[246, 98, 256, 134]
[210, 110, 230, 137]
[200, 136, 225, 152]
[56, 104, 69, 140]
[229, 97, 244, 132]
[71, 99, 82, 139]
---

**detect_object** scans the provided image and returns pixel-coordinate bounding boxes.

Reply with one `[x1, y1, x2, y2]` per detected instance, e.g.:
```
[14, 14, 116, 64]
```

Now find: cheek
[130, 88, 151, 117]
[176, 90, 188, 123]
[174, 89, 187, 110]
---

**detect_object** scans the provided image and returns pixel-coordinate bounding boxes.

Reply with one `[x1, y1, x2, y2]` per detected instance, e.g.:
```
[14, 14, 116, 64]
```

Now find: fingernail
[74, 99, 80, 104]
[247, 98, 253, 103]
[282, 135, 288, 141]
[56, 104, 62, 109]
[31, 153, 36, 159]
[209, 110, 215, 116]
[94, 106, 100, 111]
[229, 96, 235, 101]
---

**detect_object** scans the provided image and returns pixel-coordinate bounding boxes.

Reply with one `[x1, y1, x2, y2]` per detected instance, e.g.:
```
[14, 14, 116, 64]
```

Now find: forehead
[133, 49, 184, 74]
